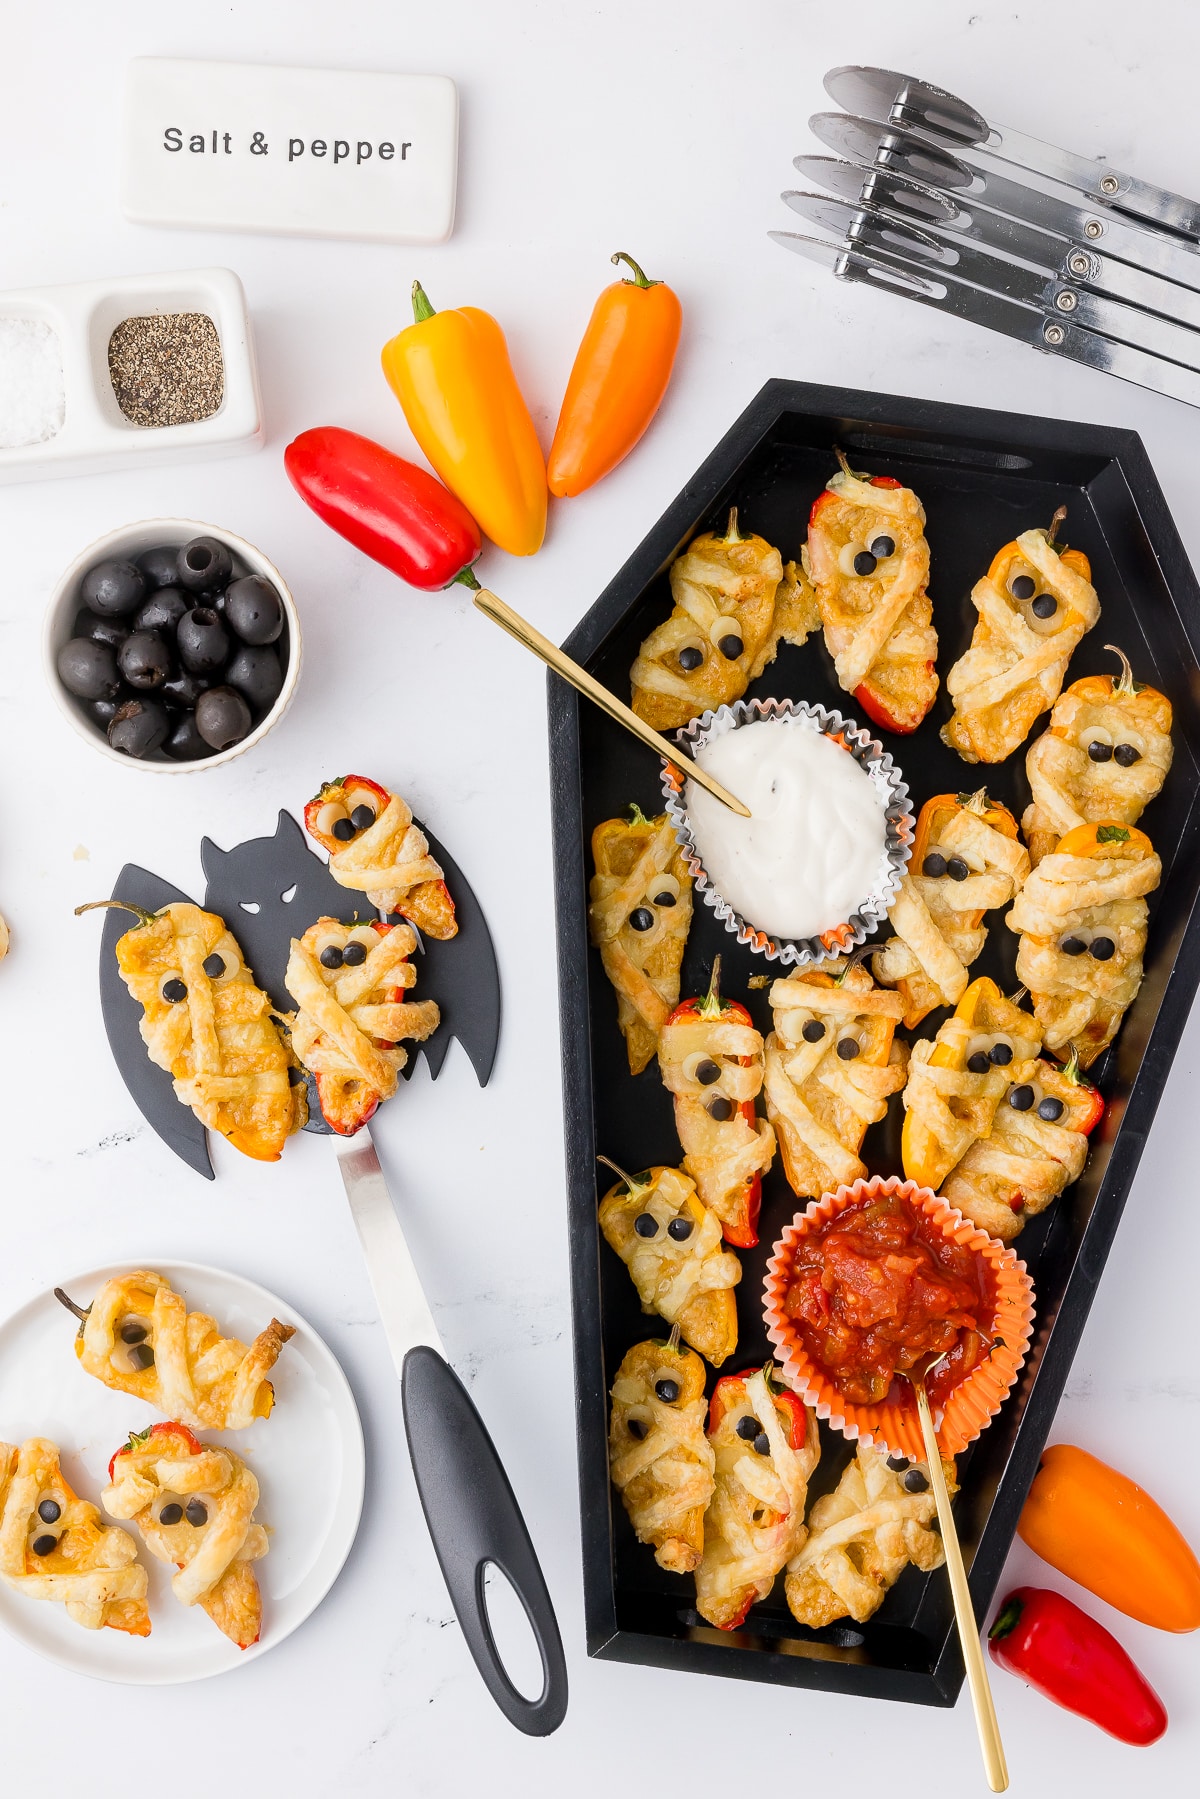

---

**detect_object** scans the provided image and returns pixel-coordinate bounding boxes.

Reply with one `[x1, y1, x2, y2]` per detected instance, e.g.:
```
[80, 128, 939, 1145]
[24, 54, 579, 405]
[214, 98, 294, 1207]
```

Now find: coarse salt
[0, 317, 66, 448]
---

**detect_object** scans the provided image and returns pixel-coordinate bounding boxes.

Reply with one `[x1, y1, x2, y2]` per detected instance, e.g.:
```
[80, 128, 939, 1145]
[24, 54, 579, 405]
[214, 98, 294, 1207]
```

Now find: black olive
[1031, 594, 1058, 619]
[74, 608, 130, 652]
[162, 978, 187, 1002]
[886, 1455, 910, 1472]
[695, 1059, 721, 1085]
[199, 954, 224, 981]
[1061, 935, 1088, 956]
[226, 643, 284, 710]
[627, 1416, 648, 1440]
[1090, 936, 1116, 960]
[109, 697, 170, 758]
[628, 907, 655, 932]
[320, 945, 345, 970]
[717, 633, 744, 660]
[852, 550, 877, 576]
[177, 607, 230, 674]
[1038, 1096, 1065, 1122]
[869, 535, 895, 558]
[966, 1051, 991, 1074]
[654, 1378, 680, 1404]
[120, 1322, 148, 1344]
[342, 940, 368, 966]
[158, 1502, 183, 1526]
[161, 668, 213, 710]
[989, 1042, 1013, 1066]
[118, 630, 172, 691]
[332, 817, 356, 841]
[652, 889, 677, 907]
[836, 1037, 860, 1060]
[350, 805, 376, 831]
[37, 1499, 61, 1524]
[223, 574, 284, 644]
[1114, 743, 1142, 767]
[667, 1216, 693, 1241]
[178, 536, 233, 594]
[1010, 574, 1036, 601]
[736, 1415, 760, 1441]
[922, 852, 948, 878]
[678, 646, 704, 671]
[139, 544, 185, 590]
[1008, 1084, 1035, 1112]
[633, 1213, 659, 1238]
[58, 637, 121, 701]
[89, 695, 125, 728]
[802, 1019, 826, 1043]
[134, 587, 189, 635]
[129, 1343, 155, 1370]
[82, 558, 146, 617]
[903, 1468, 929, 1493]
[946, 857, 970, 881]
[163, 711, 216, 762]
[708, 1096, 735, 1121]
[195, 686, 252, 751]
[1087, 739, 1113, 763]
[185, 1499, 208, 1527]
[32, 1534, 58, 1557]
[753, 1431, 771, 1456]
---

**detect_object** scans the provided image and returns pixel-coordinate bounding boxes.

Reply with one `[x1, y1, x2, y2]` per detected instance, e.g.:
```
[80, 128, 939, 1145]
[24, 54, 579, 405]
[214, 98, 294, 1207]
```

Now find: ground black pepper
[107, 312, 224, 428]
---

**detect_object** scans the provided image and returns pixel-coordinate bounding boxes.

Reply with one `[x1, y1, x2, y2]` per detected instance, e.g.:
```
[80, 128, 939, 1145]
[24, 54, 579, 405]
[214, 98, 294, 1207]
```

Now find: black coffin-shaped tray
[549, 380, 1200, 1705]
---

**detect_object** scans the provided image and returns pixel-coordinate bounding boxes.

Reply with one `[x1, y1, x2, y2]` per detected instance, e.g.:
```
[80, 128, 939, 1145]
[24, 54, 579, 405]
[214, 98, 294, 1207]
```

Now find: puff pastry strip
[305, 774, 457, 940]
[588, 808, 693, 1076]
[599, 1162, 740, 1366]
[0, 1437, 149, 1635]
[609, 1338, 715, 1574]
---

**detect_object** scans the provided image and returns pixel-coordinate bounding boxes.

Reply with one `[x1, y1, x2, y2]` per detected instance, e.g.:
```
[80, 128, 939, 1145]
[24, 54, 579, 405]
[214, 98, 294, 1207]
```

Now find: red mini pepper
[664, 960, 765, 1248]
[284, 425, 482, 591]
[708, 1366, 809, 1448]
[108, 1420, 202, 1482]
[988, 1586, 1168, 1745]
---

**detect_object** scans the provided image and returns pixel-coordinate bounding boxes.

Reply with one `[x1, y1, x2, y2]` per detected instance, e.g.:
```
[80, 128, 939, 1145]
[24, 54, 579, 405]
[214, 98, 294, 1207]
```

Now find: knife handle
[401, 1344, 568, 1736]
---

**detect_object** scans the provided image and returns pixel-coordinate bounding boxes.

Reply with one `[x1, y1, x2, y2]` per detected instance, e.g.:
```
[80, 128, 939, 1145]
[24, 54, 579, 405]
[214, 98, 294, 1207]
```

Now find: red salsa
[783, 1194, 995, 1409]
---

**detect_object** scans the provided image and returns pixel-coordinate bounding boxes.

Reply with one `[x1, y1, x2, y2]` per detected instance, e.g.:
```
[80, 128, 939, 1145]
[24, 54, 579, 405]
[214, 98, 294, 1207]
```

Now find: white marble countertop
[2, 2, 1199, 1793]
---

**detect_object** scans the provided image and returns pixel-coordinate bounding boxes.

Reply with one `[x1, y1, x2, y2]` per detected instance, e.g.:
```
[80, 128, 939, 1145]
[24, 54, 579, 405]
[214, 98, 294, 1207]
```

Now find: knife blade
[332, 1126, 444, 1367]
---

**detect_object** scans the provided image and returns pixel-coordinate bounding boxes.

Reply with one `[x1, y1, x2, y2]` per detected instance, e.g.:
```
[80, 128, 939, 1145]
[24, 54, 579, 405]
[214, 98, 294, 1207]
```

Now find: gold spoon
[902, 1354, 1009, 1793]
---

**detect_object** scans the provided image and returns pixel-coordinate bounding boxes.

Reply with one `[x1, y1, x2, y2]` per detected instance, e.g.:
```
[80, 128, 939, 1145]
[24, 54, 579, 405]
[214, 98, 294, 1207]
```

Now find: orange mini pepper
[547, 252, 682, 498]
[381, 281, 547, 557]
[1018, 1444, 1200, 1632]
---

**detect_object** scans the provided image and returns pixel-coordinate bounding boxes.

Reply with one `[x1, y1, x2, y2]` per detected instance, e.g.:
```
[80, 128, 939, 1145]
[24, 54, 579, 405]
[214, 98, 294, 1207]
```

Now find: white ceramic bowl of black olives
[43, 519, 301, 770]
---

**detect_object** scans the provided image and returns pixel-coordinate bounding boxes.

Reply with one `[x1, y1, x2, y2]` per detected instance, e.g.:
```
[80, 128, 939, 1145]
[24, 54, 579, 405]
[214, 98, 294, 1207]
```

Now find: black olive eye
[628, 907, 655, 933]
[801, 1019, 826, 1042]
[946, 857, 970, 881]
[1114, 743, 1142, 767]
[667, 1216, 693, 1241]
[627, 1416, 648, 1440]
[350, 805, 376, 830]
[752, 1431, 771, 1456]
[989, 1042, 1013, 1066]
[1060, 935, 1088, 956]
[922, 852, 948, 878]
[331, 817, 356, 841]
[708, 1095, 735, 1121]
[678, 646, 704, 672]
[1087, 740, 1113, 763]
[158, 1503, 183, 1526]
[320, 944, 345, 969]
[869, 535, 895, 559]
[1031, 594, 1058, 619]
[836, 1037, 860, 1060]
[37, 1500, 61, 1524]
[966, 1051, 991, 1074]
[342, 940, 368, 966]
[202, 953, 226, 979]
[162, 977, 187, 1003]
[651, 889, 676, 907]
[120, 1321, 148, 1345]
[886, 1455, 910, 1472]
[1090, 936, 1116, 960]
[1038, 1096, 1066, 1122]
[1008, 1084, 1035, 1111]
[655, 1378, 680, 1404]
[736, 1414, 760, 1441]
[32, 1534, 58, 1556]
[696, 1058, 721, 1085]
[718, 633, 743, 660]
[129, 1343, 155, 1370]
[903, 1468, 930, 1493]
[633, 1212, 659, 1238]
[185, 1499, 208, 1527]
[1010, 574, 1035, 600]
[853, 549, 877, 576]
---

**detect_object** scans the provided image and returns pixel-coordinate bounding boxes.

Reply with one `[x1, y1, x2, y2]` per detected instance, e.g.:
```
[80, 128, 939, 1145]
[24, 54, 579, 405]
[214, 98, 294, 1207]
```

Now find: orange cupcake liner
[763, 1174, 1035, 1461]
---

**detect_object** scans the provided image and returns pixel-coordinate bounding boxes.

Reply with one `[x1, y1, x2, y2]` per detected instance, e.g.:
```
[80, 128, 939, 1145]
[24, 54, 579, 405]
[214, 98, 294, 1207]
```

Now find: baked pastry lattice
[0, 1437, 149, 1635]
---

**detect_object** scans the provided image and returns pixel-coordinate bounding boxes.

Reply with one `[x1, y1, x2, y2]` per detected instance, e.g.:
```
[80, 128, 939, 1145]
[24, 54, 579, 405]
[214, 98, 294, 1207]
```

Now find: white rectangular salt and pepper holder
[0, 266, 262, 486]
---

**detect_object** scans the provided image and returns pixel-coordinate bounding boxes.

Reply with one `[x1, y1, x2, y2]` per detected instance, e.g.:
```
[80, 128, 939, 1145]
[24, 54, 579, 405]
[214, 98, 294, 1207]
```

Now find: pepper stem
[74, 899, 159, 928]
[1059, 1044, 1087, 1087]
[453, 566, 482, 592]
[834, 445, 870, 482]
[962, 787, 992, 816]
[595, 1153, 651, 1199]
[411, 280, 437, 323]
[666, 1321, 683, 1357]
[697, 955, 725, 1018]
[833, 944, 874, 985]
[1104, 643, 1142, 696]
[610, 251, 660, 289]
[53, 1288, 90, 1322]
[988, 1597, 1024, 1641]
[1046, 505, 1068, 547]
[721, 506, 744, 546]
[626, 802, 651, 827]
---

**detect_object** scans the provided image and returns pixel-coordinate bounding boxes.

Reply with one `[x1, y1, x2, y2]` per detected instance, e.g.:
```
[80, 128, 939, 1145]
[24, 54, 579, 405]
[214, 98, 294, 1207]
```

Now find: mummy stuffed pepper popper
[1006, 823, 1162, 1067]
[608, 1334, 715, 1574]
[942, 508, 1101, 764]
[0, 1438, 150, 1637]
[803, 450, 938, 734]
[588, 806, 694, 1076]
[657, 959, 775, 1247]
[67, 1270, 294, 1431]
[598, 1161, 741, 1366]
[694, 1365, 819, 1631]
[284, 918, 440, 1133]
[630, 509, 818, 731]
[763, 961, 908, 1201]
[1023, 647, 1174, 865]
[872, 790, 1031, 1029]
[104, 1423, 268, 1650]
[304, 775, 457, 940]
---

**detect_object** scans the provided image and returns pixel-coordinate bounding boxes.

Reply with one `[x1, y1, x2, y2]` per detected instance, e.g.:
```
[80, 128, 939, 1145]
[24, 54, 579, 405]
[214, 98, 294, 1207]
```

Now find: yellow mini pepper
[381, 281, 547, 557]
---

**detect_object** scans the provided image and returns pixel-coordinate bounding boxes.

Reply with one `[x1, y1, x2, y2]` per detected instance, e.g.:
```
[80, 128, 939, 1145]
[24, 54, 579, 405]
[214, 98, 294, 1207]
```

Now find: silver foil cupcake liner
[660, 696, 913, 967]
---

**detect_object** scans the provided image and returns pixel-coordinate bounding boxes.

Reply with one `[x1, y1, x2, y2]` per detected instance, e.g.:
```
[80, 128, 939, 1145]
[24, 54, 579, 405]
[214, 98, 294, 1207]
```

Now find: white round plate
[0, 1261, 364, 1684]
